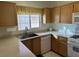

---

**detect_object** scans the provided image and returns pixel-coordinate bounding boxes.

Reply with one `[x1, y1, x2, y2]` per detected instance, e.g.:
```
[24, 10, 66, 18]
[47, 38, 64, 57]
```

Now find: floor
[43, 51, 61, 57]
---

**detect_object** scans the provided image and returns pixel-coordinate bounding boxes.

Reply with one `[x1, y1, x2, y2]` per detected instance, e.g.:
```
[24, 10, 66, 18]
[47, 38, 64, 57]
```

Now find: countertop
[0, 31, 74, 57]
[36, 31, 73, 38]
[0, 36, 35, 57]
[18, 31, 73, 41]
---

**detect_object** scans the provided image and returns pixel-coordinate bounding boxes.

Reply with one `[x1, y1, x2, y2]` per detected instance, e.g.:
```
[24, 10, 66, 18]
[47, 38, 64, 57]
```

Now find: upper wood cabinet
[60, 4, 73, 24]
[0, 2, 17, 26]
[42, 8, 51, 24]
[52, 7, 61, 23]
[74, 2, 79, 12]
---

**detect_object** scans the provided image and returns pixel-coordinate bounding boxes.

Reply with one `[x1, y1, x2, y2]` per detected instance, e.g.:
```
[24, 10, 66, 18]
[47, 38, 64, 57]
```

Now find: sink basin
[17, 33, 38, 39]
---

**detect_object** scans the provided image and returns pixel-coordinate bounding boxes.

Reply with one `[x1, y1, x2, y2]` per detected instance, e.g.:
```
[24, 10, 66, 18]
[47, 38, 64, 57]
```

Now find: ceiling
[10, 1, 74, 8]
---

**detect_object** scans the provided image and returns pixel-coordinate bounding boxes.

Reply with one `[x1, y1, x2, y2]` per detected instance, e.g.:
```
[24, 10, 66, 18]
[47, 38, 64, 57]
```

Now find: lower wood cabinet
[58, 36, 67, 57]
[51, 36, 59, 53]
[58, 42, 67, 57]
[32, 37, 41, 55]
[52, 35, 67, 57]
[22, 37, 41, 55]
[22, 39, 33, 51]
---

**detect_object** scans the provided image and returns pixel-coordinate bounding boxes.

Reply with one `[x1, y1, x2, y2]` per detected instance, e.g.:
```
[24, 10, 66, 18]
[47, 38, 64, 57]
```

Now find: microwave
[72, 12, 79, 24]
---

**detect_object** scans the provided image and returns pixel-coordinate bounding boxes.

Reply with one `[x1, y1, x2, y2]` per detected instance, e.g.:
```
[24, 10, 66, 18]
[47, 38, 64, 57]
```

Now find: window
[17, 14, 41, 31]
[17, 15, 30, 31]
[31, 15, 40, 28]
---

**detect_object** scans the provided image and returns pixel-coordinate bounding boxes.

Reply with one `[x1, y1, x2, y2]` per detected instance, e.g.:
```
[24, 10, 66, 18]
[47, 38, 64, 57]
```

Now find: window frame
[17, 14, 42, 31]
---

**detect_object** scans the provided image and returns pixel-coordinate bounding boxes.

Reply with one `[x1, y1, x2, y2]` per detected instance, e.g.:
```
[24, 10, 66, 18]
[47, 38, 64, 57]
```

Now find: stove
[68, 35, 79, 57]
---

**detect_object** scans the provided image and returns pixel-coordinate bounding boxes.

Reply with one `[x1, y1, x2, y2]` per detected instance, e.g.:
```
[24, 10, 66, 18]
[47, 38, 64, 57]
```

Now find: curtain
[16, 6, 42, 15]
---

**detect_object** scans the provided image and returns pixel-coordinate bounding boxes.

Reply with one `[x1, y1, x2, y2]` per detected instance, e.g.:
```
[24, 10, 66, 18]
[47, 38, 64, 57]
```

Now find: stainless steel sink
[17, 33, 38, 39]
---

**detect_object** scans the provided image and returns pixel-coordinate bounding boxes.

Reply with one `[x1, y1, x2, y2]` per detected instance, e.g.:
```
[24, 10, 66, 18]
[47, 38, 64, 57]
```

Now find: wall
[0, 23, 51, 37]
[50, 23, 78, 35]
[10, 1, 51, 8]
[10, 1, 74, 8]
[50, 1, 74, 7]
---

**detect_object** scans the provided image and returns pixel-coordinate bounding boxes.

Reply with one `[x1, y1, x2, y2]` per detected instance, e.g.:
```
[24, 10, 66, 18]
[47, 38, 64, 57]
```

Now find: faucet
[25, 27, 29, 34]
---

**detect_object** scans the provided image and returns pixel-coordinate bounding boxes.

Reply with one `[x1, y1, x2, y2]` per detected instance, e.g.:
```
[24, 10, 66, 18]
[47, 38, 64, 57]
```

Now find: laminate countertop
[0, 36, 35, 57]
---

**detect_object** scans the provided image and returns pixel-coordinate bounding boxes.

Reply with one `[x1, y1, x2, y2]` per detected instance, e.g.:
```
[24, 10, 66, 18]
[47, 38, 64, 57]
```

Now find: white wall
[50, 1, 74, 7]
[10, 1, 51, 8]
[10, 1, 74, 8]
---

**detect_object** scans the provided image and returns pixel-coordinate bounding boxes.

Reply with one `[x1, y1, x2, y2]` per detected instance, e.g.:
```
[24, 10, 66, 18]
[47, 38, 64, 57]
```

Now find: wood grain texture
[43, 8, 51, 24]
[60, 4, 73, 24]
[32, 37, 41, 55]
[52, 7, 61, 23]
[0, 2, 17, 26]
[74, 2, 79, 12]
[22, 37, 41, 55]
[52, 35, 67, 57]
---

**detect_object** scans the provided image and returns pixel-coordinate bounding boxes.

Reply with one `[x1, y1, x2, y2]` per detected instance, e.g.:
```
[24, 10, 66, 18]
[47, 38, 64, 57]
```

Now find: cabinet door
[60, 4, 73, 24]
[58, 36, 67, 56]
[52, 7, 61, 23]
[43, 8, 51, 24]
[32, 37, 41, 55]
[22, 40, 33, 52]
[58, 42, 67, 57]
[74, 2, 79, 12]
[0, 2, 17, 26]
[52, 35, 59, 53]
[41, 35, 51, 54]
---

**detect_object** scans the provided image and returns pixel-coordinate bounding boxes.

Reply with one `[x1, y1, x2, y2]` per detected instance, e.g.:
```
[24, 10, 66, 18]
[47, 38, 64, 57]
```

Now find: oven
[68, 39, 79, 57]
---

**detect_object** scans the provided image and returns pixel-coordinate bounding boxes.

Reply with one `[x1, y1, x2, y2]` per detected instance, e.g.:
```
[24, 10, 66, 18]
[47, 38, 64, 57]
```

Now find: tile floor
[43, 51, 61, 57]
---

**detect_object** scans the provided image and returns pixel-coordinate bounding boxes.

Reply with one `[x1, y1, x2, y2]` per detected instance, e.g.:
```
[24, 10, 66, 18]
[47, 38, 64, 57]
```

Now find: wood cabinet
[52, 35, 67, 56]
[74, 2, 79, 12]
[0, 2, 17, 26]
[60, 4, 73, 24]
[22, 37, 41, 55]
[22, 39, 33, 52]
[52, 7, 61, 23]
[58, 36, 67, 57]
[32, 37, 41, 55]
[43, 8, 51, 24]
[51, 35, 59, 53]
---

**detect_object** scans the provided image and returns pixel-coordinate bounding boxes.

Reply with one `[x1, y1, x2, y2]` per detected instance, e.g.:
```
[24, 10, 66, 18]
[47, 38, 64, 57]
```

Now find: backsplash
[0, 23, 79, 38]
[0, 23, 50, 37]
[0, 27, 12, 38]
[50, 23, 78, 35]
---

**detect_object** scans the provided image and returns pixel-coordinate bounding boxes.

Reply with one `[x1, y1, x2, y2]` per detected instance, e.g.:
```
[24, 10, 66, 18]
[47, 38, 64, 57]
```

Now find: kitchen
[0, 1, 79, 57]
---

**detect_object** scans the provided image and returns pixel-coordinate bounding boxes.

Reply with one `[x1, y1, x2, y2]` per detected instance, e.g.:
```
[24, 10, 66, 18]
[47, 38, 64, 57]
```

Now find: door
[60, 4, 73, 24]
[22, 39, 33, 52]
[52, 7, 61, 23]
[43, 8, 51, 24]
[74, 2, 79, 12]
[58, 36, 67, 56]
[32, 37, 41, 55]
[0, 2, 17, 26]
[41, 35, 51, 54]
[52, 35, 59, 53]
[58, 42, 67, 56]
